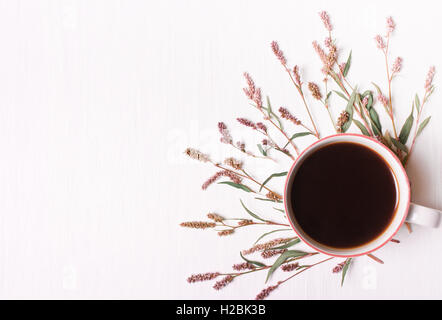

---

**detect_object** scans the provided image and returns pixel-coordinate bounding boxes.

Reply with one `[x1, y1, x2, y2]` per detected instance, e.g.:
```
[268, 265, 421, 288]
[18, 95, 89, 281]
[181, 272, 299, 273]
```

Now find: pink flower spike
[319, 11, 333, 32]
[333, 262, 346, 273]
[271, 41, 287, 66]
[218, 122, 233, 144]
[377, 93, 389, 107]
[213, 275, 233, 290]
[237, 118, 257, 129]
[256, 283, 280, 300]
[425, 66, 436, 91]
[375, 35, 386, 50]
[392, 57, 403, 74]
[386, 16, 395, 36]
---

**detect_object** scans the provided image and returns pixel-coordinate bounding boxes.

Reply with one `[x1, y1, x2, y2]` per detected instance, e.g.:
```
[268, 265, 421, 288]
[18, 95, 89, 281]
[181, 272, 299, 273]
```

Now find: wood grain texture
[0, 0, 440, 299]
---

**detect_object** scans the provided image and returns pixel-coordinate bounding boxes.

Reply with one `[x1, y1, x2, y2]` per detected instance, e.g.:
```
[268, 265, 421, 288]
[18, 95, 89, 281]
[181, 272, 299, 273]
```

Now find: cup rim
[283, 133, 411, 258]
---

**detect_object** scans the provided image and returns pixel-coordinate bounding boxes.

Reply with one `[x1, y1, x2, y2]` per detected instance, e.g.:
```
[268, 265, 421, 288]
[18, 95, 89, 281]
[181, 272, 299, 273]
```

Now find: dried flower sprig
[182, 11, 435, 300]
[270, 41, 320, 138]
[184, 146, 283, 199]
[218, 122, 270, 160]
[242, 73, 300, 157]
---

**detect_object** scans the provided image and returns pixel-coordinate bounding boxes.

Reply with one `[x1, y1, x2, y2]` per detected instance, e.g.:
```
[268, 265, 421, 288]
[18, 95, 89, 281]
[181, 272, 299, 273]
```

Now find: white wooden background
[0, 0, 441, 299]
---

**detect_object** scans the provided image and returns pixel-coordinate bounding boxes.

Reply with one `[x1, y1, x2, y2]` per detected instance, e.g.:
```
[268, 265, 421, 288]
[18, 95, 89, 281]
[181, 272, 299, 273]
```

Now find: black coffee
[290, 142, 397, 249]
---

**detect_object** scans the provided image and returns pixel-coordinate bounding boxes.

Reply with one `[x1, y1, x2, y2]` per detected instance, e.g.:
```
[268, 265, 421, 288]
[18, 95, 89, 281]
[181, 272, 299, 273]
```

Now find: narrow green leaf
[353, 119, 370, 136]
[399, 109, 414, 144]
[369, 108, 382, 135]
[371, 82, 383, 96]
[268, 238, 300, 250]
[391, 138, 409, 153]
[240, 252, 266, 268]
[259, 171, 288, 192]
[415, 94, 421, 112]
[266, 250, 308, 282]
[253, 229, 292, 245]
[240, 199, 266, 222]
[273, 207, 285, 213]
[417, 116, 431, 136]
[257, 144, 267, 156]
[333, 90, 349, 101]
[254, 197, 283, 204]
[283, 132, 312, 149]
[343, 50, 352, 77]
[341, 258, 353, 286]
[325, 91, 332, 104]
[266, 96, 284, 129]
[341, 88, 358, 132]
[218, 181, 252, 193]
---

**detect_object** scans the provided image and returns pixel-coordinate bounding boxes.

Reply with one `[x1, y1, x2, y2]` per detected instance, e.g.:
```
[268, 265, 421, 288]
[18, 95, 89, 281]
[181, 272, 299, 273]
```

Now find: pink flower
[319, 11, 333, 32]
[324, 37, 333, 48]
[279, 107, 301, 125]
[425, 66, 436, 90]
[237, 118, 257, 129]
[293, 65, 302, 86]
[202, 170, 242, 190]
[187, 272, 220, 283]
[232, 263, 255, 271]
[271, 41, 287, 66]
[386, 16, 395, 36]
[392, 57, 403, 74]
[242, 73, 262, 109]
[375, 35, 386, 50]
[213, 275, 233, 290]
[256, 282, 280, 300]
[361, 97, 369, 108]
[281, 263, 299, 272]
[333, 262, 346, 273]
[218, 122, 233, 144]
[377, 93, 389, 107]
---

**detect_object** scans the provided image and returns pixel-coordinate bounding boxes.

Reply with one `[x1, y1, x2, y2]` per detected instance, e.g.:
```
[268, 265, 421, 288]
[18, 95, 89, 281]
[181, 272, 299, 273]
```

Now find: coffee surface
[290, 142, 397, 249]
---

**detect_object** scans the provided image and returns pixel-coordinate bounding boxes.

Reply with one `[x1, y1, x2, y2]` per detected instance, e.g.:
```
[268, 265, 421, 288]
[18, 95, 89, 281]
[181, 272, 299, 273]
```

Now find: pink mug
[284, 133, 441, 257]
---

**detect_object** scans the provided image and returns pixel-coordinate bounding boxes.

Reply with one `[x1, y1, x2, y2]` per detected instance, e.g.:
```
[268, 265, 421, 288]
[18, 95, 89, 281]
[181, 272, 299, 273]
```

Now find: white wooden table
[0, 0, 441, 299]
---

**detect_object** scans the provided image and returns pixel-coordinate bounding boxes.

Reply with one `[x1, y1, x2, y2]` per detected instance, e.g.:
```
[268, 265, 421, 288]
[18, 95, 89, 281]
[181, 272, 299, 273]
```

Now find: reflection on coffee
[290, 142, 397, 249]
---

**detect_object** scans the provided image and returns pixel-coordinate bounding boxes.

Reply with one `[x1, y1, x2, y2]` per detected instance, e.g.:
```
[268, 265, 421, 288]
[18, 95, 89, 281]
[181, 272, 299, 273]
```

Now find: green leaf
[361, 90, 374, 110]
[266, 96, 284, 130]
[415, 94, 421, 112]
[353, 119, 370, 136]
[268, 238, 300, 250]
[273, 207, 285, 213]
[341, 88, 358, 132]
[240, 199, 266, 222]
[218, 181, 252, 193]
[369, 108, 382, 135]
[266, 250, 308, 282]
[371, 82, 383, 96]
[254, 197, 283, 204]
[240, 252, 266, 268]
[341, 258, 352, 287]
[333, 90, 349, 101]
[399, 109, 414, 144]
[257, 144, 267, 156]
[391, 138, 409, 153]
[417, 116, 431, 136]
[343, 50, 352, 77]
[325, 91, 332, 104]
[283, 132, 312, 148]
[253, 229, 292, 245]
[259, 171, 288, 192]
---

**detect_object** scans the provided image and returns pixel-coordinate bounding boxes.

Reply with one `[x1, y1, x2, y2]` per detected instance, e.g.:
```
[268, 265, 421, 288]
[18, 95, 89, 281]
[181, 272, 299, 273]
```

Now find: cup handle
[406, 203, 442, 228]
